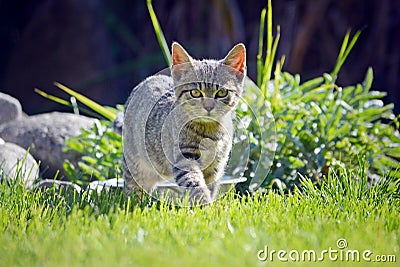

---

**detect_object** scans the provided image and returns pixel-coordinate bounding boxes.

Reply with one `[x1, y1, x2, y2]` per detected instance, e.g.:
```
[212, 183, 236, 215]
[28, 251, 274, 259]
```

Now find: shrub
[236, 1, 399, 191]
[239, 67, 400, 191]
[63, 120, 123, 185]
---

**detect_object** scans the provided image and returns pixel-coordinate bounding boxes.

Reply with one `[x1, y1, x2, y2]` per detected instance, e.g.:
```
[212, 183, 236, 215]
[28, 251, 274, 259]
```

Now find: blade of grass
[35, 88, 105, 118]
[272, 55, 285, 110]
[341, 30, 361, 65]
[331, 30, 361, 80]
[264, 25, 281, 89]
[54, 82, 116, 121]
[147, 0, 171, 67]
[258, 0, 281, 98]
[257, 8, 266, 87]
[35, 88, 71, 107]
[260, 0, 273, 96]
[70, 96, 80, 115]
[337, 31, 350, 65]
[266, 0, 273, 73]
[35, 88, 107, 119]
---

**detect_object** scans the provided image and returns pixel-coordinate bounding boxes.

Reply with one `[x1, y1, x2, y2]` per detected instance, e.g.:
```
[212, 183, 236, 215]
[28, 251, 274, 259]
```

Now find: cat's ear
[222, 43, 246, 75]
[172, 42, 192, 66]
[171, 42, 193, 81]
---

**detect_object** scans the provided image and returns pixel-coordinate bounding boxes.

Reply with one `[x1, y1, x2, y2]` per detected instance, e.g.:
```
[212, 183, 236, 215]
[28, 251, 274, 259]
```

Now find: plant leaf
[147, 0, 171, 67]
[54, 82, 116, 121]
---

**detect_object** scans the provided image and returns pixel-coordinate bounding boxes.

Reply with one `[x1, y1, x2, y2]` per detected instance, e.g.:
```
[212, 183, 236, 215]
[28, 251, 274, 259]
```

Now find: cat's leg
[207, 180, 221, 201]
[122, 156, 145, 198]
[202, 145, 230, 201]
[203, 163, 224, 201]
[123, 155, 161, 200]
[172, 162, 212, 206]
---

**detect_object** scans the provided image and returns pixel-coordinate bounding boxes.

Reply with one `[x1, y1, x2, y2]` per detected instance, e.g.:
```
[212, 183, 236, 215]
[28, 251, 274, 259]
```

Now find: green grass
[1, 166, 399, 267]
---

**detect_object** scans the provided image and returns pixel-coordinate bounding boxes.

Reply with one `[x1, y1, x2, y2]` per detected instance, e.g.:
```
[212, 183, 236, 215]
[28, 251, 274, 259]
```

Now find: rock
[88, 178, 125, 194]
[0, 112, 96, 178]
[34, 179, 82, 194]
[0, 92, 22, 126]
[152, 176, 247, 195]
[113, 112, 124, 135]
[151, 176, 247, 205]
[0, 142, 39, 188]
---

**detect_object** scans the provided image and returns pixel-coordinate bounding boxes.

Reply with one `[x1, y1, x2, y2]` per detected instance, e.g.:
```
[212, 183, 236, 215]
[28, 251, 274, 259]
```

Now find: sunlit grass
[16, 1, 399, 265]
[0, 165, 399, 267]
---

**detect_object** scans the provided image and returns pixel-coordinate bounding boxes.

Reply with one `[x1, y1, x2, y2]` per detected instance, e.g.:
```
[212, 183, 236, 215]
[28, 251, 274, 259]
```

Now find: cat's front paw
[187, 187, 212, 206]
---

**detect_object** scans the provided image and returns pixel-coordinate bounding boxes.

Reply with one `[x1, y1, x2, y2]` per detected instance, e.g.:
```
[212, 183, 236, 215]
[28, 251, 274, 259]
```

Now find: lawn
[1, 168, 399, 267]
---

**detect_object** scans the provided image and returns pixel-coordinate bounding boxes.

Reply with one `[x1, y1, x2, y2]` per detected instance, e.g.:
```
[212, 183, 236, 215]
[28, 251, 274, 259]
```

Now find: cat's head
[171, 42, 246, 123]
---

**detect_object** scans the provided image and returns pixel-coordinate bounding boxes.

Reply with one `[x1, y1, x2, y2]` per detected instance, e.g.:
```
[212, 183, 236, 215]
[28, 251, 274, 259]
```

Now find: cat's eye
[190, 89, 203, 98]
[215, 89, 228, 98]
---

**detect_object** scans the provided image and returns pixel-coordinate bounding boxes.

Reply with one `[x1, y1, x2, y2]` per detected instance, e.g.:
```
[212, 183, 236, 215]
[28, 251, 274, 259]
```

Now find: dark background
[0, 0, 399, 115]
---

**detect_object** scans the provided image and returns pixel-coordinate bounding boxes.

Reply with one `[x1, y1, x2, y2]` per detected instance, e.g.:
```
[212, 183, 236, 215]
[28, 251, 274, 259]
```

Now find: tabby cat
[122, 42, 246, 205]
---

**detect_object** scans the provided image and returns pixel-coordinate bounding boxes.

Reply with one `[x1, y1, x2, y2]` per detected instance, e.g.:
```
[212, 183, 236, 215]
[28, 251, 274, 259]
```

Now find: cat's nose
[204, 105, 214, 112]
[203, 99, 215, 112]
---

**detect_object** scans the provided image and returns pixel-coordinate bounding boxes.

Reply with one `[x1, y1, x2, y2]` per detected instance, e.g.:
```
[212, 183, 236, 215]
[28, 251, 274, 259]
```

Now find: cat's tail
[113, 111, 124, 135]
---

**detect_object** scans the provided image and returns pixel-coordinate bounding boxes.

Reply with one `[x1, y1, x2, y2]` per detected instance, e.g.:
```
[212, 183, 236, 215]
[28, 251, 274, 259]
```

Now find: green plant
[35, 82, 119, 121]
[146, 0, 171, 67]
[235, 1, 400, 191]
[264, 67, 400, 190]
[36, 83, 123, 185]
[63, 120, 123, 185]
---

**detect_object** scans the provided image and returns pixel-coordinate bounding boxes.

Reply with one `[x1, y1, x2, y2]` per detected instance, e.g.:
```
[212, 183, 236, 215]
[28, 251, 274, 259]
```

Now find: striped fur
[123, 42, 246, 205]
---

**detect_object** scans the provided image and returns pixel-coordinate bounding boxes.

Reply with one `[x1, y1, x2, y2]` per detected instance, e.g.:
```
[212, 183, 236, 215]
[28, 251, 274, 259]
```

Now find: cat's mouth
[185, 107, 226, 122]
[194, 115, 218, 123]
